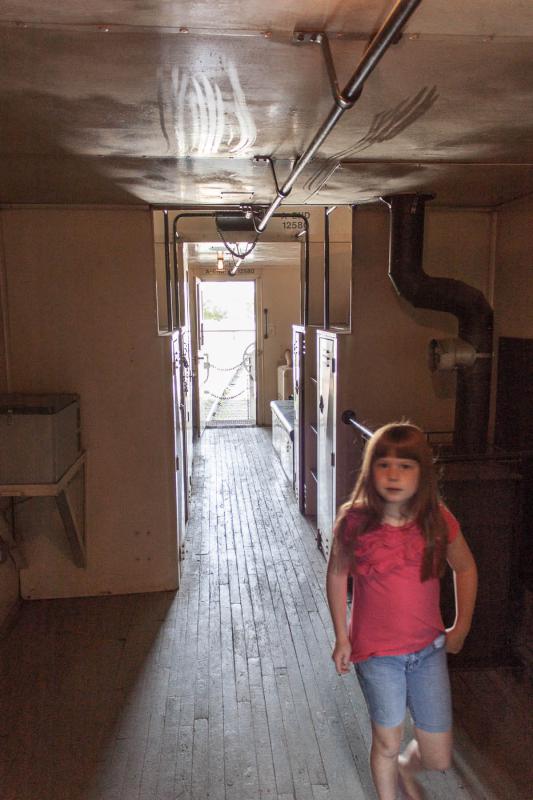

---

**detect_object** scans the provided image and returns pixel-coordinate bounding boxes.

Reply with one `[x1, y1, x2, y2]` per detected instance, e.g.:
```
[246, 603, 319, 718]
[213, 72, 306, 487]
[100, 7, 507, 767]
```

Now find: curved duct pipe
[381, 194, 494, 454]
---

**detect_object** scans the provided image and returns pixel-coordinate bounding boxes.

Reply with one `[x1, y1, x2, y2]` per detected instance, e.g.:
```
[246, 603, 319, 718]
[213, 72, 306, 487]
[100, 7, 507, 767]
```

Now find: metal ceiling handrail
[256, 0, 423, 232]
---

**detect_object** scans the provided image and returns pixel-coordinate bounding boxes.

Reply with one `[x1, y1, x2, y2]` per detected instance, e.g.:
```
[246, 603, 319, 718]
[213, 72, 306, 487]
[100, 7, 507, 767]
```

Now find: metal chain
[206, 388, 247, 400]
[204, 344, 255, 399]
[209, 360, 245, 372]
[208, 351, 255, 372]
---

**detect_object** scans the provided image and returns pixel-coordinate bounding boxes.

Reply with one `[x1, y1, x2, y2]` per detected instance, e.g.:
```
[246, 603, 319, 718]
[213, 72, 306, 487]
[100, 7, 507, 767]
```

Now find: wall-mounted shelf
[0, 453, 87, 568]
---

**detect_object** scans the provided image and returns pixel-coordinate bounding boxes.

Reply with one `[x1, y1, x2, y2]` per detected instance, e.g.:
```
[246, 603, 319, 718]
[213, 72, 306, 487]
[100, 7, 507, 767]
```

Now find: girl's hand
[332, 639, 352, 675]
[445, 626, 467, 654]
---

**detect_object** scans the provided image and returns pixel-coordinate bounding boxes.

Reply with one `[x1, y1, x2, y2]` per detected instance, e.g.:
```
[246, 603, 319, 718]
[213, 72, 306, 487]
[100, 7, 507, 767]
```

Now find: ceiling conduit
[381, 193, 494, 455]
[256, 0, 423, 232]
[169, 210, 311, 324]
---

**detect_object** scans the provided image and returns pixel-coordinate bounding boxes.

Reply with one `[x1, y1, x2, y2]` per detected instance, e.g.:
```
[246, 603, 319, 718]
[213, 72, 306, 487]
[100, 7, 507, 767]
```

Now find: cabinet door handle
[319, 395, 324, 413]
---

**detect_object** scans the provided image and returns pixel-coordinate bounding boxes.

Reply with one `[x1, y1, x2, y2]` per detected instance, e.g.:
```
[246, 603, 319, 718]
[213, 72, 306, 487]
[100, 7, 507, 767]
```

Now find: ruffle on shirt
[354, 523, 424, 576]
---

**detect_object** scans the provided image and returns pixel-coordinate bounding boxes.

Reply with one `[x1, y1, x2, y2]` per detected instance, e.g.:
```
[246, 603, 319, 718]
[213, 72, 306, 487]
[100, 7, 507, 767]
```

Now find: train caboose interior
[1, 2, 532, 799]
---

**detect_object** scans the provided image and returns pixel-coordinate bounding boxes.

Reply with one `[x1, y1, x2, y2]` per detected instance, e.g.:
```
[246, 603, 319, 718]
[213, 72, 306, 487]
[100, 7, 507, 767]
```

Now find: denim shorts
[355, 634, 452, 732]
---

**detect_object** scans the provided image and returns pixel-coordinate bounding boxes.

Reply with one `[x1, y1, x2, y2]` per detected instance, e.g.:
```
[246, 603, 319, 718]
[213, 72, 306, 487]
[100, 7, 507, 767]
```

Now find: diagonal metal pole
[256, 0, 423, 232]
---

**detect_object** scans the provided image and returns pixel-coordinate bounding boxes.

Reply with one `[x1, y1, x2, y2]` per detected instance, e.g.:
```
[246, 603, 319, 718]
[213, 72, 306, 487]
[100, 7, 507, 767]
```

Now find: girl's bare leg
[369, 721, 404, 800]
[398, 728, 452, 799]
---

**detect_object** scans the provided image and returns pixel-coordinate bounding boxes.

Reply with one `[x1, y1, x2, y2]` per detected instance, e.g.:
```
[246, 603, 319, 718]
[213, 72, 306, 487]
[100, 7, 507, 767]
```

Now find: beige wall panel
[494, 197, 533, 339]
[0, 219, 19, 625]
[153, 241, 170, 335]
[0, 336, 7, 392]
[2, 209, 178, 599]
[329, 241, 352, 329]
[348, 206, 492, 434]
[308, 242, 325, 326]
[0, 505, 19, 626]
[300, 207, 352, 327]
[328, 207, 352, 243]
[309, 240, 353, 328]
[0, 561, 18, 625]
[424, 208, 492, 294]
[489, 197, 533, 440]
[0, 238, 9, 393]
[259, 265, 300, 422]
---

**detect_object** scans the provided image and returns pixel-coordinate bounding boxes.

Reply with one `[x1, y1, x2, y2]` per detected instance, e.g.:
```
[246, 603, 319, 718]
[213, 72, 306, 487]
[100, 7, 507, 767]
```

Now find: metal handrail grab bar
[342, 409, 373, 440]
[342, 412, 454, 445]
[341, 414, 529, 463]
[256, 0, 423, 231]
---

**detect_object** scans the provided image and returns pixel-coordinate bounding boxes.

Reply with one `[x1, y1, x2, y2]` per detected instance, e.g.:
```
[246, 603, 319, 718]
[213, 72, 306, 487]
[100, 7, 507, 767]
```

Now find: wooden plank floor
[0, 427, 531, 800]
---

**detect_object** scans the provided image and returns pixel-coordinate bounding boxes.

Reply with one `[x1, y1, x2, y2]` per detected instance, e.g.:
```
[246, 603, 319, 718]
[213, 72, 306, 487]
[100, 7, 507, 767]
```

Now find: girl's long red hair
[333, 422, 449, 581]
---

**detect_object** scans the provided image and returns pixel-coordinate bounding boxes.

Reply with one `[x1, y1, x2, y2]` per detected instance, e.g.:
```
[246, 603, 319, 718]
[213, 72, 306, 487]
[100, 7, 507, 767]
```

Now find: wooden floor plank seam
[1, 426, 530, 800]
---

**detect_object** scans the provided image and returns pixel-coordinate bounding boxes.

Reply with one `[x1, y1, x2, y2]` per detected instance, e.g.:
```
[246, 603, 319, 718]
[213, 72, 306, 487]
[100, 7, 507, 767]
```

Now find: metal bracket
[0, 453, 87, 569]
[1, 499, 28, 569]
[292, 31, 360, 110]
[253, 155, 293, 199]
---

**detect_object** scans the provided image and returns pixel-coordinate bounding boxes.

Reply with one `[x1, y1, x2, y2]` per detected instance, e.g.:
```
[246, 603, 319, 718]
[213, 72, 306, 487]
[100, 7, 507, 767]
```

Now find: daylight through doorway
[199, 281, 256, 428]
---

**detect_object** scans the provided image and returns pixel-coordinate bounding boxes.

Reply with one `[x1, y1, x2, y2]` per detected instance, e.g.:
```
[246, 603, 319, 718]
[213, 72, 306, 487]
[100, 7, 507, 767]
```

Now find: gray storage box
[0, 394, 81, 484]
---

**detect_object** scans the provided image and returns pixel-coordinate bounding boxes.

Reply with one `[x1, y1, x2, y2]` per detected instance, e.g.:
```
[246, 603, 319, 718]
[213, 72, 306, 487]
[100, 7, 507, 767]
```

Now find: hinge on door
[332, 357, 336, 373]
[331, 452, 335, 467]
[176, 456, 180, 471]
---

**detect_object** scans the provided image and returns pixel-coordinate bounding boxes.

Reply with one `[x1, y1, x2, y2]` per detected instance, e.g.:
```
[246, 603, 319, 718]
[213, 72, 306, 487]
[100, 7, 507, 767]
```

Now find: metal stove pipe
[381, 194, 493, 453]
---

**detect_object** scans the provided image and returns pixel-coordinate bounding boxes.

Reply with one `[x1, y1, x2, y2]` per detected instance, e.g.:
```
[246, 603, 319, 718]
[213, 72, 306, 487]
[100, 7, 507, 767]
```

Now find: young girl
[326, 422, 477, 800]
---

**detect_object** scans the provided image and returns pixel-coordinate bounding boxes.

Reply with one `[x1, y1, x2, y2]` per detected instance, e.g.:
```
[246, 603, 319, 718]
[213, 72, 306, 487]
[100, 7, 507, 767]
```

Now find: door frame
[190, 272, 261, 430]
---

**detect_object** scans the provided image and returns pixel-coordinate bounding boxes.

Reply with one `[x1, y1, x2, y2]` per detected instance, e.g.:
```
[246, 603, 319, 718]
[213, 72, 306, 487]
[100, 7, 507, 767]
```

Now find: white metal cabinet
[292, 324, 320, 518]
[316, 330, 360, 560]
[317, 332, 337, 559]
[179, 327, 194, 521]
[172, 333, 187, 568]
[292, 325, 305, 511]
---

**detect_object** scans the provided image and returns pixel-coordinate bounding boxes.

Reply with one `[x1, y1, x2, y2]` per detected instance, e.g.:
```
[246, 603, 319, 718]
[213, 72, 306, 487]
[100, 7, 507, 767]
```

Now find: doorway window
[200, 281, 256, 427]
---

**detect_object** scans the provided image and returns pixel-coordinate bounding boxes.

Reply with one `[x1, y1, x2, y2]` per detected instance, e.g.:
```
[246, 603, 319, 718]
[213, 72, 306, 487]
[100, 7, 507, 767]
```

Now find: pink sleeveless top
[343, 506, 460, 662]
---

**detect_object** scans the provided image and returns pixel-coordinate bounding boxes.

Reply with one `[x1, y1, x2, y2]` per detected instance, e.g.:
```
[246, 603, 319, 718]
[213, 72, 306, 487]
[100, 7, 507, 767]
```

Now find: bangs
[373, 428, 426, 463]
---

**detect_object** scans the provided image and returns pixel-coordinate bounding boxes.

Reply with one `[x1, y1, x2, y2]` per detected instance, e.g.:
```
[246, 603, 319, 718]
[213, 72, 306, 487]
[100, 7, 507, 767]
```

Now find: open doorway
[197, 280, 257, 429]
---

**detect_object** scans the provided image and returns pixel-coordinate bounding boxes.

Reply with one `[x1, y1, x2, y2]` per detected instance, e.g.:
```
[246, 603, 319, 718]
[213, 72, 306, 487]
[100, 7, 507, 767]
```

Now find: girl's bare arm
[326, 544, 352, 673]
[445, 531, 478, 654]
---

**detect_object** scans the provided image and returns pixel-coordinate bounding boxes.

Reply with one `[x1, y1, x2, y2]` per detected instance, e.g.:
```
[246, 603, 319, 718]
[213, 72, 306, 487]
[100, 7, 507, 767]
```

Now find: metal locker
[314, 330, 361, 561]
[292, 325, 305, 511]
[317, 332, 337, 560]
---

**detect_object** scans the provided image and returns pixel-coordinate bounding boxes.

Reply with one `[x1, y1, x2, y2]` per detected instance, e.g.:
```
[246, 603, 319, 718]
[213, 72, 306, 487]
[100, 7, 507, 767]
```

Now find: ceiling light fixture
[216, 250, 225, 272]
